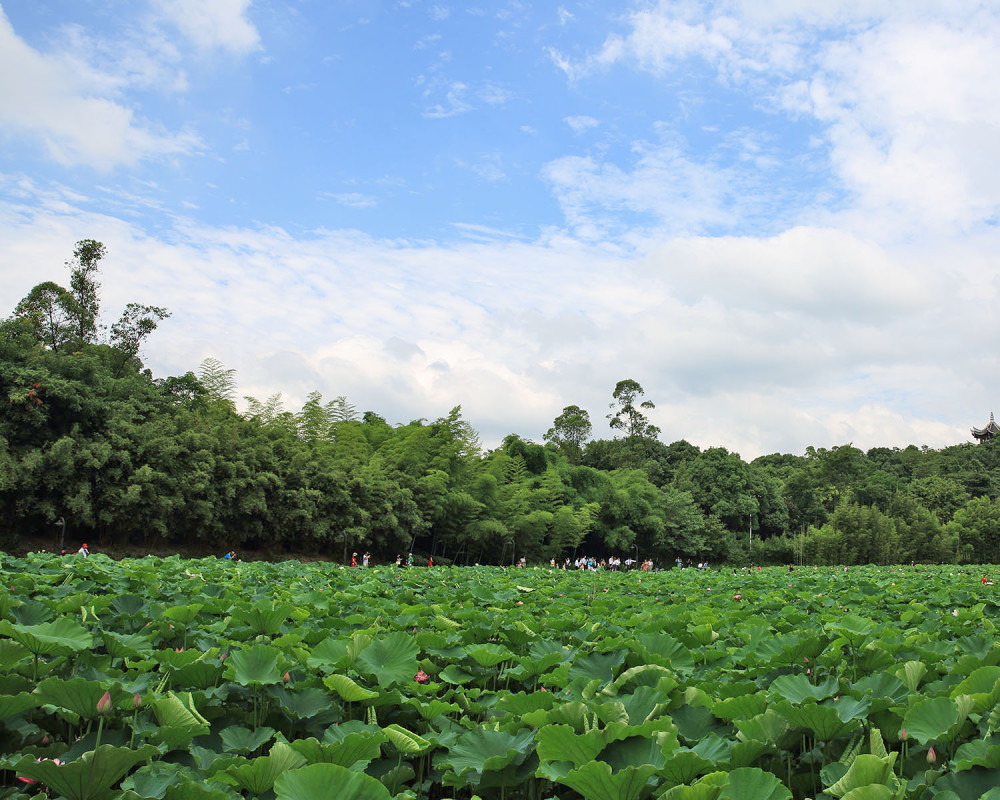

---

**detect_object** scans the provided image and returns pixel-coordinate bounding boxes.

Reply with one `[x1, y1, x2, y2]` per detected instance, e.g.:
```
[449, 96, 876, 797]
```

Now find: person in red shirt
[350, 552, 357, 567]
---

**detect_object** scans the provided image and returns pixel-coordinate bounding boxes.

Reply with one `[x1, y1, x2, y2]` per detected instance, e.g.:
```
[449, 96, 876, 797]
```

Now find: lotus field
[1, 556, 1000, 800]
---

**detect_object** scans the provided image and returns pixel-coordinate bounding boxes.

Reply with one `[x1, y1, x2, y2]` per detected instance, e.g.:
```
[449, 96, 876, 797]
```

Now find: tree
[13, 282, 80, 351]
[109, 303, 170, 376]
[66, 239, 106, 342]
[199, 358, 238, 404]
[607, 379, 660, 441]
[544, 405, 592, 463]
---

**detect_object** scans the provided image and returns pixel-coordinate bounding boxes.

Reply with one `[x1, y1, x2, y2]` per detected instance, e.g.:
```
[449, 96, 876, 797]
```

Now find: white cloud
[558, 2, 1000, 241]
[0, 9, 201, 170]
[1, 186, 994, 458]
[327, 192, 377, 209]
[564, 115, 599, 134]
[152, 0, 260, 55]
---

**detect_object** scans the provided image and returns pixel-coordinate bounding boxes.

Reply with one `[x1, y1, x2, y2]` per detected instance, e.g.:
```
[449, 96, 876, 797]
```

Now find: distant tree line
[2, 241, 999, 564]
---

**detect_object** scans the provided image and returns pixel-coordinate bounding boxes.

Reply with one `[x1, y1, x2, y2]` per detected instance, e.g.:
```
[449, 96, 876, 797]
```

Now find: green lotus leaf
[162, 604, 203, 624]
[212, 742, 307, 794]
[660, 750, 717, 787]
[770, 674, 838, 705]
[827, 615, 875, 646]
[102, 631, 154, 660]
[825, 754, 895, 799]
[834, 694, 871, 723]
[219, 725, 276, 753]
[163, 775, 239, 800]
[902, 696, 959, 744]
[0, 617, 93, 656]
[269, 685, 336, 719]
[151, 691, 211, 748]
[356, 632, 419, 688]
[444, 727, 535, 777]
[897, 661, 927, 692]
[777, 702, 850, 741]
[0, 690, 41, 719]
[713, 694, 767, 722]
[34, 676, 117, 720]
[672, 704, 730, 743]
[307, 637, 350, 671]
[0, 638, 28, 670]
[717, 767, 792, 800]
[917, 767, 1000, 799]
[535, 724, 603, 768]
[323, 674, 377, 702]
[465, 642, 514, 667]
[274, 762, 392, 800]
[288, 732, 385, 767]
[10, 744, 160, 800]
[601, 734, 668, 771]
[383, 723, 433, 754]
[953, 739, 1000, 771]
[617, 685, 671, 725]
[734, 709, 789, 744]
[230, 601, 294, 636]
[635, 633, 695, 674]
[438, 664, 476, 684]
[557, 760, 658, 800]
[658, 771, 730, 800]
[120, 761, 188, 799]
[224, 643, 285, 686]
[172, 659, 224, 690]
[839, 786, 894, 800]
[569, 650, 626, 685]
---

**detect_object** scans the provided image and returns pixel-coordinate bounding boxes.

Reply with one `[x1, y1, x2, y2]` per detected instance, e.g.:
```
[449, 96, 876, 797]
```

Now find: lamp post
[55, 516, 66, 553]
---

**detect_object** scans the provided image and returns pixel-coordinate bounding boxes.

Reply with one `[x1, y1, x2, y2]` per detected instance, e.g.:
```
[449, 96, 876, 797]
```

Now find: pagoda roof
[972, 412, 1000, 440]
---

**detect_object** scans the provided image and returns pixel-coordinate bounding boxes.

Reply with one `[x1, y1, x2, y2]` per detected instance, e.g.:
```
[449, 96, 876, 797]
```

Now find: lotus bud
[41, 735, 49, 745]
[96, 690, 112, 715]
[927, 746, 936, 764]
[219, 652, 228, 662]
[283, 671, 291, 684]
[133, 692, 142, 709]
[900, 728, 907, 741]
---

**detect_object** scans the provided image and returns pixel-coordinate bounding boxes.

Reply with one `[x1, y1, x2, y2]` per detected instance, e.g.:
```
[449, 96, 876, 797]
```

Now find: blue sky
[2, 1, 1000, 457]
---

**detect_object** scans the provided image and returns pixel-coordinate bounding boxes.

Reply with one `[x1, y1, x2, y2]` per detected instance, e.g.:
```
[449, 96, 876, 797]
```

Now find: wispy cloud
[564, 115, 598, 134]
[0, 9, 202, 170]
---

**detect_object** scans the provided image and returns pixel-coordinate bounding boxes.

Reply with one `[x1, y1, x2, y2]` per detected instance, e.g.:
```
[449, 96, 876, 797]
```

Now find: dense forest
[2, 241, 1000, 565]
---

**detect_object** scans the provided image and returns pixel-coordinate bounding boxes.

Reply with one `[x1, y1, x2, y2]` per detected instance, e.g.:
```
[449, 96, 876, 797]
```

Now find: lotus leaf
[902, 696, 959, 744]
[10, 743, 160, 800]
[274, 762, 392, 800]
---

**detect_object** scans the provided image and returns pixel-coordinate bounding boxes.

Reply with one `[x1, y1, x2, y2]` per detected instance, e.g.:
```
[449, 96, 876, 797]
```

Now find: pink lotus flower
[414, 670, 430, 683]
[734, 594, 742, 600]
[96, 690, 112, 714]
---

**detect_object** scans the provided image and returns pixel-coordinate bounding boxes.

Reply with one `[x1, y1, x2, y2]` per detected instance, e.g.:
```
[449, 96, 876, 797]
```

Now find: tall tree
[198, 358, 238, 404]
[544, 405, 592, 463]
[66, 239, 106, 342]
[607, 379, 660, 441]
[109, 303, 170, 376]
[13, 282, 80, 351]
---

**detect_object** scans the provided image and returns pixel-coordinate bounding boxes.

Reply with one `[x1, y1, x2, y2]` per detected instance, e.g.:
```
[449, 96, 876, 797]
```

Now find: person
[362, 552, 370, 567]
[395, 554, 402, 567]
[428, 556, 433, 567]
[351, 552, 358, 568]
[407, 553, 414, 567]
[222, 550, 235, 560]
[78, 543, 89, 557]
